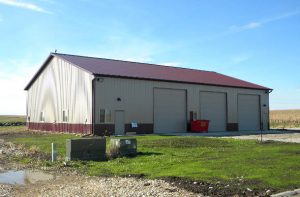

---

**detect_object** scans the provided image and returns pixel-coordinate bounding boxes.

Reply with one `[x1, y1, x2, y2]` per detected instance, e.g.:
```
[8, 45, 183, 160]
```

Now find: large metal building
[25, 53, 272, 135]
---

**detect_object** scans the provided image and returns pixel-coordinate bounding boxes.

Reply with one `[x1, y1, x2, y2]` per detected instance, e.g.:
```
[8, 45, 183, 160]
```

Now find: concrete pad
[147, 130, 293, 137]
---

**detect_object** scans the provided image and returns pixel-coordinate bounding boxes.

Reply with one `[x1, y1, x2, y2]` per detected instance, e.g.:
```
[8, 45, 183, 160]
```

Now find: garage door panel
[238, 94, 260, 131]
[200, 92, 227, 131]
[154, 88, 186, 133]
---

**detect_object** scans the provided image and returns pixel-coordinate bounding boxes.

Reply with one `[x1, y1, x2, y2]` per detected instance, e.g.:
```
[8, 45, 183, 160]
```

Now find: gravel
[225, 132, 300, 143]
[1, 175, 201, 197]
[0, 184, 13, 197]
[0, 139, 25, 158]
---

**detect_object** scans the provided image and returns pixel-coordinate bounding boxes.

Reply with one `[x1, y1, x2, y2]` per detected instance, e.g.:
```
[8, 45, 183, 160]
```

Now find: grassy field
[0, 125, 27, 133]
[270, 109, 300, 129]
[0, 115, 26, 123]
[5, 131, 300, 191]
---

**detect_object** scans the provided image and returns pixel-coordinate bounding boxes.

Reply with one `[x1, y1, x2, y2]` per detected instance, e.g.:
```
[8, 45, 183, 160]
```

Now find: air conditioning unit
[66, 138, 106, 161]
[110, 138, 137, 156]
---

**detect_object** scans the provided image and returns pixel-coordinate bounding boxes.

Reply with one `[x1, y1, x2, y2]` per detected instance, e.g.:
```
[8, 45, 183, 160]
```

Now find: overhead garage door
[154, 88, 186, 133]
[238, 94, 260, 131]
[200, 91, 227, 131]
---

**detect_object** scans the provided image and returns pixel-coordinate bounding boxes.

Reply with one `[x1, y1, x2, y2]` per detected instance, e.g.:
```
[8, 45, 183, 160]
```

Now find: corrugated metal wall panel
[94, 76, 269, 132]
[154, 88, 186, 133]
[200, 91, 227, 131]
[27, 57, 93, 126]
[238, 94, 260, 130]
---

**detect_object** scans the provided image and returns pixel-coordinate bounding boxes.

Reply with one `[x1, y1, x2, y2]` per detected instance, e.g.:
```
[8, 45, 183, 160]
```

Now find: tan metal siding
[94, 77, 269, 132]
[26, 57, 93, 124]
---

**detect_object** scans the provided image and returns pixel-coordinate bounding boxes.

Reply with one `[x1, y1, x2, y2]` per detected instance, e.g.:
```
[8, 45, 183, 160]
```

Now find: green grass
[0, 126, 27, 133]
[5, 134, 300, 191]
[9, 132, 80, 156]
[0, 115, 26, 123]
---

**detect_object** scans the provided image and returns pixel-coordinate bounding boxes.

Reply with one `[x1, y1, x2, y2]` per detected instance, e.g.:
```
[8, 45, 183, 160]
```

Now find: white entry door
[115, 110, 125, 135]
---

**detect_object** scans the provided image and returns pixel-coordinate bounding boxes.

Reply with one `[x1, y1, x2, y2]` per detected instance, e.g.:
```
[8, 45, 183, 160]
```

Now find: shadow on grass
[136, 151, 162, 156]
[120, 151, 163, 158]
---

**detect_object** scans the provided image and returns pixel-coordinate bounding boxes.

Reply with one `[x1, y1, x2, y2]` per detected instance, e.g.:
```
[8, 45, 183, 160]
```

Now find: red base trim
[28, 122, 92, 134]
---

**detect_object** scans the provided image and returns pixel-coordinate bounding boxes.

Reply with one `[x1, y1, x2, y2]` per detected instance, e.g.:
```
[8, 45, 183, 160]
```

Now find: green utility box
[110, 138, 137, 156]
[66, 138, 106, 161]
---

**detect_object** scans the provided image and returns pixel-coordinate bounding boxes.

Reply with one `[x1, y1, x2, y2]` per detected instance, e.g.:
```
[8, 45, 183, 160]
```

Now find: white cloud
[37, 0, 55, 4]
[160, 62, 182, 67]
[0, 0, 52, 14]
[231, 54, 252, 64]
[270, 89, 300, 110]
[123, 57, 153, 63]
[231, 10, 300, 31]
[0, 60, 39, 115]
[82, 35, 164, 64]
[241, 22, 261, 30]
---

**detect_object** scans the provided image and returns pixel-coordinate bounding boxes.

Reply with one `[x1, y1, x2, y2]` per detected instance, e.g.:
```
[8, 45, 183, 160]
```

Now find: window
[63, 110, 68, 122]
[100, 109, 112, 123]
[39, 112, 44, 122]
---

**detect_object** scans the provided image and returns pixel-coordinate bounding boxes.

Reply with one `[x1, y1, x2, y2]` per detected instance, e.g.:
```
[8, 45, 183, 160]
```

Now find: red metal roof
[24, 53, 271, 90]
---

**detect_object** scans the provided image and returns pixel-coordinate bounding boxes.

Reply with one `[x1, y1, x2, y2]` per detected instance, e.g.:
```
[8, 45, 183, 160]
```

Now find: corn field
[270, 110, 300, 129]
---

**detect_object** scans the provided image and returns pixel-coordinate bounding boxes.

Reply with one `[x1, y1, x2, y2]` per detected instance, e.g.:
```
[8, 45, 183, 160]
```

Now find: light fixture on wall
[97, 78, 104, 82]
[117, 97, 121, 102]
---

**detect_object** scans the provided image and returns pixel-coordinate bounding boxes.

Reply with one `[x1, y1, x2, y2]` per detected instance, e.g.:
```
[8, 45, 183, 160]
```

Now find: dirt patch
[0, 138, 49, 172]
[163, 177, 275, 197]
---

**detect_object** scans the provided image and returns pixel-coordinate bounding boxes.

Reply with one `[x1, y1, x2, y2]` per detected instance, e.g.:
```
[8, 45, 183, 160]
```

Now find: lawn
[5, 132, 300, 191]
[0, 126, 27, 133]
[0, 115, 26, 123]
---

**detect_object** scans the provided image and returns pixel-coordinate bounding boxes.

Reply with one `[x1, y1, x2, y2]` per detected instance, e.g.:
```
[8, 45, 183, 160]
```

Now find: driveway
[226, 132, 300, 143]
[152, 129, 300, 143]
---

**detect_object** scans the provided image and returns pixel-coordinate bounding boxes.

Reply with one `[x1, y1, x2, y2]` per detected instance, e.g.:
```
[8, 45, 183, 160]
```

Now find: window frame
[100, 108, 112, 123]
[62, 109, 69, 122]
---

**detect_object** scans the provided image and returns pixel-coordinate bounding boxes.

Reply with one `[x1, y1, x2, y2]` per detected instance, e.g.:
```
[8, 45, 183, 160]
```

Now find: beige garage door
[154, 88, 186, 133]
[238, 94, 260, 131]
[200, 91, 227, 131]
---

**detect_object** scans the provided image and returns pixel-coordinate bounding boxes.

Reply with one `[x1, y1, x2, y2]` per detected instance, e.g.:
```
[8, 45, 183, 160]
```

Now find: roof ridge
[52, 52, 216, 73]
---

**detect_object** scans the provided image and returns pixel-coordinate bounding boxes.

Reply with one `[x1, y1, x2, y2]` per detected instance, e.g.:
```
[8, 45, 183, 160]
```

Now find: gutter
[92, 76, 96, 135]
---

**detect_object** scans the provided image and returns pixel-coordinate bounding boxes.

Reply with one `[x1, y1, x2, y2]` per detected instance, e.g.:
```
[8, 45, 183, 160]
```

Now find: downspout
[267, 89, 273, 130]
[26, 91, 29, 130]
[92, 76, 96, 135]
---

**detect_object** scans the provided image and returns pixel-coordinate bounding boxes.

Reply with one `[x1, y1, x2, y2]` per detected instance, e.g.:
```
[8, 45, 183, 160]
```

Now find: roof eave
[93, 74, 272, 91]
[24, 54, 54, 91]
[51, 53, 94, 75]
[24, 53, 95, 91]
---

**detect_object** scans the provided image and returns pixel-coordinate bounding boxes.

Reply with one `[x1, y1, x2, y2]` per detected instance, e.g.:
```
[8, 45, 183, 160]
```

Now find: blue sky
[0, 0, 299, 115]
